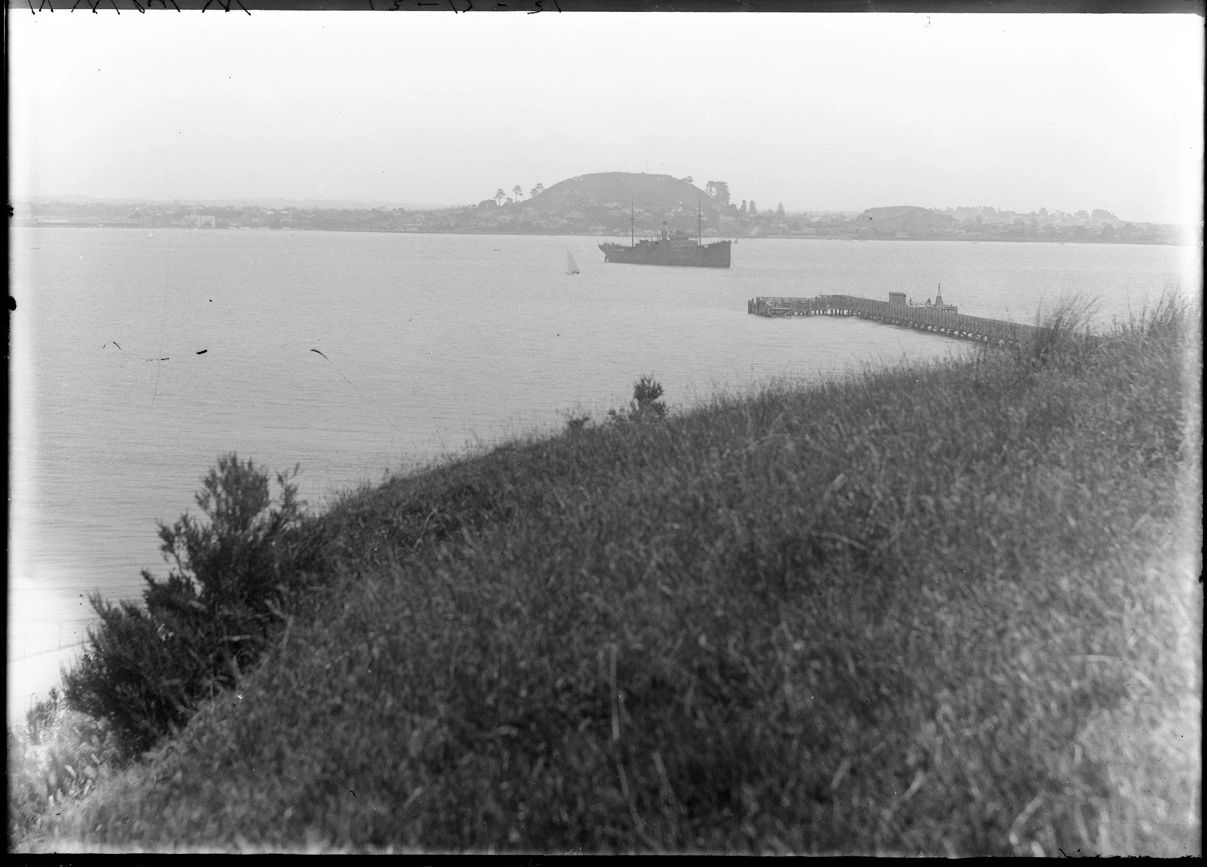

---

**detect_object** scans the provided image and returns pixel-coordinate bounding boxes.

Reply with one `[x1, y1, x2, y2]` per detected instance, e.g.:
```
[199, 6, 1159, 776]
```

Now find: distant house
[182, 213, 217, 228]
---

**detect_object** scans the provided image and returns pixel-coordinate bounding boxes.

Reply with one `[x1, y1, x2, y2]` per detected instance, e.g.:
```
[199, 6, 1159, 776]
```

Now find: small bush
[608, 375, 668, 425]
[61, 454, 320, 755]
[564, 413, 592, 434]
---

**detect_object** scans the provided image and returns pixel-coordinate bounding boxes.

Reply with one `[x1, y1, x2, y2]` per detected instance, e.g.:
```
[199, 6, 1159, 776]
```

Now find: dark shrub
[62, 454, 318, 755]
[608, 374, 668, 425]
[564, 413, 592, 434]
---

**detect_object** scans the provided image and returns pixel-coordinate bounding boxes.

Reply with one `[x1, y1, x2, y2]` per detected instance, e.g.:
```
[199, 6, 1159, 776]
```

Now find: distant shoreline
[12, 224, 1193, 248]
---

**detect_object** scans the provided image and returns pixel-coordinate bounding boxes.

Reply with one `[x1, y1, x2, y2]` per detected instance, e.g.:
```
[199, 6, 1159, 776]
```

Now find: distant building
[181, 213, 217, 228]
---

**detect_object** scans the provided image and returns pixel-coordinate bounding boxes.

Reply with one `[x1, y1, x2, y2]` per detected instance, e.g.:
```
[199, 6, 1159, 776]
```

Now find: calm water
[8, 228, 1194, 719]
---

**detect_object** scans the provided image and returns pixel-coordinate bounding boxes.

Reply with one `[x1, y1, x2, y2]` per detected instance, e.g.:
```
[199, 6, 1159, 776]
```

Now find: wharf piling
[748, 293, 1039, 346]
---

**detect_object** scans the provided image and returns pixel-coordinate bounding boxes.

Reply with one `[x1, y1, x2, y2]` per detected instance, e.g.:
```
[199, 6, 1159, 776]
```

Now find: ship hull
[599, 239, 731, 268]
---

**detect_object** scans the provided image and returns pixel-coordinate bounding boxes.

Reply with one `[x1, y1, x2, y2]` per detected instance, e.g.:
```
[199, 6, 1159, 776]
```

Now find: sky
[7, 10, 1204, 224]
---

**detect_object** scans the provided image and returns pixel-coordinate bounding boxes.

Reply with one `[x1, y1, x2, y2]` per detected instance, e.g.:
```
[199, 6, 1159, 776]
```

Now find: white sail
[567, 252, 580, 274]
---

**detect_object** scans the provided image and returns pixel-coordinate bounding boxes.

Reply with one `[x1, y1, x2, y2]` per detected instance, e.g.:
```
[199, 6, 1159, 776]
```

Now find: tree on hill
[495, 189, 505, 206]
[706, 181, 731, 207]
[740, 200, 747, 214]
[776, 202, 786, 219]
[749, 201, 758, 215]
[530, 183, 545, 199]
[513, 185, 523, 203]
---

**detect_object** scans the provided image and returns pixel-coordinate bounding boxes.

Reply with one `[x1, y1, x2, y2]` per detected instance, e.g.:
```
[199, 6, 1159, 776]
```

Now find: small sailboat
[567, 251, 580, 275]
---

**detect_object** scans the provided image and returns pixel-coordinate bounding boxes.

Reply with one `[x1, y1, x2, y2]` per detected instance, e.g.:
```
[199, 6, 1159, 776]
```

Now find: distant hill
[852, 206, 955, 236]
[525, 172, 717, 215]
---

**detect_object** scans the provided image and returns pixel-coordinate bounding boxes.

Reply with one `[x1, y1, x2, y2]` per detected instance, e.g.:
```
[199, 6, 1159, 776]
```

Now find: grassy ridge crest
[12, 297, 1201, 855]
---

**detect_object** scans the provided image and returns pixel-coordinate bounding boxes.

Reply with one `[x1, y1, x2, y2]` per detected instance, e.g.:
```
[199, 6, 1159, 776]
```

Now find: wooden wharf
[747, 293, 1039, 346]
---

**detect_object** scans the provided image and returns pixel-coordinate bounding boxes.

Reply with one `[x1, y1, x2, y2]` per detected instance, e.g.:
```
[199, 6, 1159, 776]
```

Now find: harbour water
[7, 228, 1193, 722]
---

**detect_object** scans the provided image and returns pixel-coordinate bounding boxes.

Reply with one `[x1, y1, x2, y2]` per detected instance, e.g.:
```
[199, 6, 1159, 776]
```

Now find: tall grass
[1016, 293, 1101, 369]
[7, 689, 125, 850]
[15, 296, 1199, 854]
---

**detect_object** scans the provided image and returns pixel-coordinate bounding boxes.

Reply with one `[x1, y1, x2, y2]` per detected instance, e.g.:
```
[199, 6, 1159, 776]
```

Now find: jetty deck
[748, 294, 1039, 345]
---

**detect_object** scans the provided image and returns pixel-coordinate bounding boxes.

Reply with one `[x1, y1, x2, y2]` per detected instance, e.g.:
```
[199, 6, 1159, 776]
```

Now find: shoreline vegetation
[15, 220, 1194, 248]
[13, 217, 1195, 249]
[9, 295, 1201, 855]
[12, 169, 1196, 247]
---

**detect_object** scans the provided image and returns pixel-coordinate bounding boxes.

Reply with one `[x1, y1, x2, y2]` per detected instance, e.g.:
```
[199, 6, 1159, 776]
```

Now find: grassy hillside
[12, 298, 1200, 855]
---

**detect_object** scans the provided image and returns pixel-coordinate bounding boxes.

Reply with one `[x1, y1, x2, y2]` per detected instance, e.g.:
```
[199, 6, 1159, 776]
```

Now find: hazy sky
[8, 10, 1203, 223]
